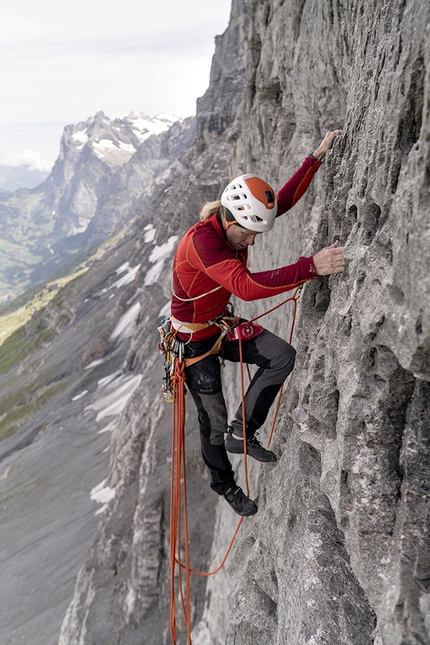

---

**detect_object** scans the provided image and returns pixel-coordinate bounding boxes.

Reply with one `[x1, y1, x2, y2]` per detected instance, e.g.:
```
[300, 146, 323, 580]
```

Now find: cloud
[0, 150, 54, 172]
[0, 0, 232, 159]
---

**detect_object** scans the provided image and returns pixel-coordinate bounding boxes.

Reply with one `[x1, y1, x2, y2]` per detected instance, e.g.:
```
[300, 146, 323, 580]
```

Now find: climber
[170, 130, 344, 517]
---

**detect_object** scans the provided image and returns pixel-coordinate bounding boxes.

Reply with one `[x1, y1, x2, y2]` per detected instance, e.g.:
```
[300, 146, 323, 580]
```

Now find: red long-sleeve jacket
[171, 156, 322, 340]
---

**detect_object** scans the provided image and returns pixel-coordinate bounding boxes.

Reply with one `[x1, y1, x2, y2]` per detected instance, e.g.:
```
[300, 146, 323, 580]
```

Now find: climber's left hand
[313, 241, 344, 275]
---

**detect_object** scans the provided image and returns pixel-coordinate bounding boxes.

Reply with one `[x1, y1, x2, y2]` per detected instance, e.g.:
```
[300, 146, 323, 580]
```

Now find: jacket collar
[213, 211, 232, 246]
[211, 211, 247, 260]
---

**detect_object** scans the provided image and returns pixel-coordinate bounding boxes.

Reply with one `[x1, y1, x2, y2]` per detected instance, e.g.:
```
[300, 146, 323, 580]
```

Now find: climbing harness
[158, 287, 303, 645]
[158, 304, 242, 378]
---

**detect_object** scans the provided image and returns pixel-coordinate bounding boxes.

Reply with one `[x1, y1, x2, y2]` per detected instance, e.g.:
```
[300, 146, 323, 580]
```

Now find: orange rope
[266, 287, 302, 447]
[238, 337, 250, 497]
[170, 360, 192, 644]
[247, 286, 303, 327]
[168, 286, 302, 644]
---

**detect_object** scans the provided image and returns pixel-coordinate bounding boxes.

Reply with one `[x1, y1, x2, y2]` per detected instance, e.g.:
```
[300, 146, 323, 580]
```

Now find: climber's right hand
[312, 130, 343, 160]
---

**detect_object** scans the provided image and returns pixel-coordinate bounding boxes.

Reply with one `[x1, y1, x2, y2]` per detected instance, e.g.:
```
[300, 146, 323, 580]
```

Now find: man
[170, 131, 344, 516]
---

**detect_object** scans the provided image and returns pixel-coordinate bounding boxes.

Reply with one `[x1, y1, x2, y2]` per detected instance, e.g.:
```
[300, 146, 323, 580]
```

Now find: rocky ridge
[0, 112, 192, 306]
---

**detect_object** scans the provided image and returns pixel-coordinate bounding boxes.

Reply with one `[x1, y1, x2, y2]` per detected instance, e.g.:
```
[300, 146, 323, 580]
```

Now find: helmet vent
[244, 214, 263, 223]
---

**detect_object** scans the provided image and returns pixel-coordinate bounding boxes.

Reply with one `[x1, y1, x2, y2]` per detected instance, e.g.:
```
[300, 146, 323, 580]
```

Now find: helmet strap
[221, 206, 246, 230]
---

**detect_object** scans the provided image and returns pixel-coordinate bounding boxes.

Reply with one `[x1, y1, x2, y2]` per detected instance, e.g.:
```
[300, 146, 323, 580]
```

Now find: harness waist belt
[170, 316, 214, 334]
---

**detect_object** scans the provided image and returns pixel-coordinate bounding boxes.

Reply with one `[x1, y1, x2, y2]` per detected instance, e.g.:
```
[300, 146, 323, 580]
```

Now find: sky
[0, 0, 232, 169]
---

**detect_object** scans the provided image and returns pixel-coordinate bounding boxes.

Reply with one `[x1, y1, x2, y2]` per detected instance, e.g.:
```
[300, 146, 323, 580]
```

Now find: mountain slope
[0, 219, 180, 644]
[58, 0, 429, 644]
[0, 2, 248, 644]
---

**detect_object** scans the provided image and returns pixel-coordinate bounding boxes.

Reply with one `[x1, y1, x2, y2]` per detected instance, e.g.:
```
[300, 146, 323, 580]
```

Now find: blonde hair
[200, 200, 221, 221]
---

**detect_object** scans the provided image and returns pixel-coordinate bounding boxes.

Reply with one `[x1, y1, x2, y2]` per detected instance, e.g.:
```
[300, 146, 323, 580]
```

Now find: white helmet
[221, 173, 278, 233]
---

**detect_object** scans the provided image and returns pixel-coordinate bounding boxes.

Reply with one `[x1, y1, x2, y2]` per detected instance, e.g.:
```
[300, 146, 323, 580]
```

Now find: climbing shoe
[225, 429, 277, 463]
[223, 486, 258, 516]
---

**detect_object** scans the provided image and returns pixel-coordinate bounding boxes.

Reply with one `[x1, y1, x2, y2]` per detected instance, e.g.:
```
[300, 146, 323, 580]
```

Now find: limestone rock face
[55, 1, 430, 644]
[220, 1, 430, 644]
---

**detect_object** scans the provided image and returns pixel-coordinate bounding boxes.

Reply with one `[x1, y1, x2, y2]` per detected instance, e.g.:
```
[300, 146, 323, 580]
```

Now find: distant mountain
[40, 111, 185, 238]
[0, 150, 53, 191]
[0, 112, 195, 306]
[0, 165, 50, 191]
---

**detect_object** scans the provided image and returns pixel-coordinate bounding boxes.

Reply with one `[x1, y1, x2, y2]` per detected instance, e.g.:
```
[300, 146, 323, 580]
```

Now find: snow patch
[131, 130, 151, 144]
[71, 390, 88, 401]
[144, 262, 164, 286]
[127, 288, 142, 305]
[143, 224, 156, 243]
[116, 262, 130, 274]
[92, 139, 116, 158]
[119, 142, 136, 154]
[97, 419, 117, 434]
[130, 117, 161, 135]
[69, 217, 89, 235]
[113, 264, 141, 288]
[123, 111, 180, 143]
[98, 370, 122, 388]
[144, 236, 177, 286]
[90, 479, 115, 504]
[125, 587, 136, 616]
[86, 372, 143, 422]
[90, 479, 116, 515]
[85, 358, 106, 370]
[110, 301, 141, 341]
[149, 236, 177, 263]
[71, 130, 89, 148]
[101, 264, 140, 293]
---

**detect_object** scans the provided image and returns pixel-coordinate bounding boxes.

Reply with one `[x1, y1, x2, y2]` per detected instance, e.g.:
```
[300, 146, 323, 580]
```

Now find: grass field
[0, 268, 89, 347]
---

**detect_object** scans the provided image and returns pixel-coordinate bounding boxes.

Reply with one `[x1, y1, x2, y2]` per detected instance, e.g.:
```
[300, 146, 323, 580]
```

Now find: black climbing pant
[184, 327, 296, 495]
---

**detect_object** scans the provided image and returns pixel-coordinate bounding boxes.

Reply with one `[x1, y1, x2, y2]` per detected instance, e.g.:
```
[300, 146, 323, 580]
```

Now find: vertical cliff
[57, 1, 430, 644]
[221, 1, 430, 644]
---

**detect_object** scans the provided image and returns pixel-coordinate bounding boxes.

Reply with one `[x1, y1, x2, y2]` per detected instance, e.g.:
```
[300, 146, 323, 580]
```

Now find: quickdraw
[157, 317, 184, 402]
